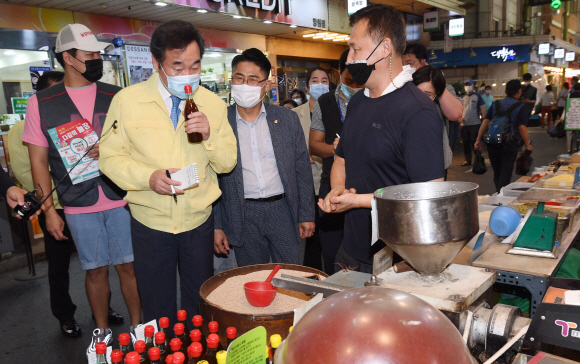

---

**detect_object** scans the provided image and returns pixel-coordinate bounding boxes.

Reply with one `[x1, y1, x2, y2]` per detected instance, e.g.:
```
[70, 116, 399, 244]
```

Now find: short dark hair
[546, 85, 553, 92]
[306, 67, 329, 86]
[572, 76, 579, 84]
[36, 71, 64, 91]
[290, 89, 307, 104]
[404, 42, 428, 62]
[564, 82, 570, 89]
[574, 83, 580, 91]
[53, 47, 77, 69]
[339, 48, 349, 73]
[506, 79, 522, 97]
[282, 99, 298, 108]
[349, 4, 406, 56]
[485, 85, 492, 90]
[231, 48, 271, 79]
[411, 65, 446, 96]
[523, 73, 532, 81]
[150, 20, 205, 64]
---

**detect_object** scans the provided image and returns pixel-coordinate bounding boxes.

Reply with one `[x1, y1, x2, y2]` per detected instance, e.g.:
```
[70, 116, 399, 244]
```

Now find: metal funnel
[374, 182, 479, 275]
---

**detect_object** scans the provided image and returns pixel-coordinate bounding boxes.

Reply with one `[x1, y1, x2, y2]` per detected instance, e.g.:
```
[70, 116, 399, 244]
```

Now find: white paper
[371, 198, 379, 245]
[134, 319, 159, 342]
[87, 346, 112, 364]
[565, 290, 580, 305]
[171, 163, 199, 189]
[293, 293, 323, 327]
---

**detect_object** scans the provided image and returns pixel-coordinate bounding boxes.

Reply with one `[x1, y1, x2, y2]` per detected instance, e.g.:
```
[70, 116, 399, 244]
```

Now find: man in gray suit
[214, 48, 315, 267]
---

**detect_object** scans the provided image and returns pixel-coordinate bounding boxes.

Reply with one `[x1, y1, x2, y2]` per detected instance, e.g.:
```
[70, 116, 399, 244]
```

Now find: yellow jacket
[7, 120, 62, 208]
[99, 73, 237, 234]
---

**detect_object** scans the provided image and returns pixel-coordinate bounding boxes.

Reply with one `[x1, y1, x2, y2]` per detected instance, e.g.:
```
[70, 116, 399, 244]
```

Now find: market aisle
[447, 126, 568, 195]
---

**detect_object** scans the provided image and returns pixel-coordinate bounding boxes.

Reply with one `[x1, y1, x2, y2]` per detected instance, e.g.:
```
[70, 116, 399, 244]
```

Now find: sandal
[461, 161, 471, 166]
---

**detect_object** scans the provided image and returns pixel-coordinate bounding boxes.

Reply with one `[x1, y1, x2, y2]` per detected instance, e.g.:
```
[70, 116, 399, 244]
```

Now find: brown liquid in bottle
[184, 85, 203, 143]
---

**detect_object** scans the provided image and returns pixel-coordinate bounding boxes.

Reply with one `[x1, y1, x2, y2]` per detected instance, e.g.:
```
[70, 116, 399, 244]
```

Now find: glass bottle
[165, 354, 173, 364]
[95, 342, 107, 364]
[125, 352, 142, 364]
[144, 325, 156, 354]
[149, 347, 162, 364]
[208, 322, 224, 352]
[216, 351, 226, 364]
[159, 317, 173, 347]
[172, 352, 186, 364]
[111, 349, 124, 364]
[135, 340, 151, 364]
[188, 342, 204, 364]
[202, 334, 220, 364]
[174, 323, 189, 354]
[170, 338, 187, 357]
[192, 316, 207, 353]
[184, 85, 203, 143]
[119, 333, 132, 356]
[190, 329, 202, 350]
[226, 327, 237, 349]
[270, 335, 281, 364]
[155, 331, 169, 362]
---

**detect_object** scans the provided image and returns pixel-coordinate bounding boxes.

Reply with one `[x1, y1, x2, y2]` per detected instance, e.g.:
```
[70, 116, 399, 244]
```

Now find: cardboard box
[570, 152, 580, 164]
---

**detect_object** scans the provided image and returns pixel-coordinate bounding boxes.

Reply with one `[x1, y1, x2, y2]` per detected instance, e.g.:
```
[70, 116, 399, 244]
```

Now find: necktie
[170, 95, 181, 130]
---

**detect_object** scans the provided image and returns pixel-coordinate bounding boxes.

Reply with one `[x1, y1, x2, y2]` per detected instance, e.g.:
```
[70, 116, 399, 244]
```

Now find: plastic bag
[472, 151, 487, 175]
[515, 149, 533, 176]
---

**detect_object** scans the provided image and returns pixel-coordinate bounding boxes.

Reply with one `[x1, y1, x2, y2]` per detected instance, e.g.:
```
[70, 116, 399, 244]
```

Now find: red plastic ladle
[243, 265, 281, 307]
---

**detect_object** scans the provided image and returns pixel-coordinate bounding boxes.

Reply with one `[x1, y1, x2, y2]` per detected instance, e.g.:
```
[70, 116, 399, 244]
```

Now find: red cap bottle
[192, 315, 203, 328]
[207, 334, 220, 349]
[159, 317, 172, 348]
[110, 349, 124, 363]
[226, 327, 237, 340]
[155, 332, 166, 344]
[145, 325, 155, 337]
[125, 352, 141, 364]
[174, 323, 185, 336]
[189, 342, 203, 358]
[134, 340, 146, 354]
[190, 329, 202, 342]
[172, 352, 185, 364]
[208, 321, 219, 334]
[149, 346, 161, 362]
[170, 338, 183, 352]
[177, 310, 187, 322]
[160, 317, 170, 329]
[119, 333, 131, 346]
[144, 325, 156, 354]
[96, 342, 107, 355]
[165, 354, 173, 364]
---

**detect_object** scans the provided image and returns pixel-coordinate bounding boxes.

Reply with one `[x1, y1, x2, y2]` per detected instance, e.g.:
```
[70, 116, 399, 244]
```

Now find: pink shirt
[22, 83, 127, 214]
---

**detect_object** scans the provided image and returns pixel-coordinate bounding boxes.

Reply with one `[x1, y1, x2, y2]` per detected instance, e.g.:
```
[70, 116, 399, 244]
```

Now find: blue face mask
[309, 83, 329, 100]
[485, 90, 491, 95]
[160, 65, 201, 99]
[340, 82, 363, 100]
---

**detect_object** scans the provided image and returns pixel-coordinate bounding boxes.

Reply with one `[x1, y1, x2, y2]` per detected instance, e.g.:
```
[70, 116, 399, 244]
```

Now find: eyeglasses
[232, 75, 268, 86]
[405, 60, 419, 66]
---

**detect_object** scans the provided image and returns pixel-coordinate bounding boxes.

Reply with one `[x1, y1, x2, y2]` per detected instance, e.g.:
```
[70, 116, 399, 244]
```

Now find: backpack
[483, 100, 523, 144]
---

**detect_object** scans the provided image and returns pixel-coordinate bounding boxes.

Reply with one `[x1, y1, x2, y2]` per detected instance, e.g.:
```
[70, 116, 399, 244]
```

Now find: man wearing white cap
[22, 24, 141, 358]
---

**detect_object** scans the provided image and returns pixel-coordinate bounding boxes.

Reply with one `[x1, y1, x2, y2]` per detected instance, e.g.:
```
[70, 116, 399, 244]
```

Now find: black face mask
[71, 56, 103, 82]
[346, 42, 387, 85]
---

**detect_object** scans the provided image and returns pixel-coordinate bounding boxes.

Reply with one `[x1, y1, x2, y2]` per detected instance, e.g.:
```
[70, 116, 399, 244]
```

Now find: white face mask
[524, 82, 530, 86]
[232, 83, 266, 108]
[293, 98, 302, 105]
[465, 85, 473, 93]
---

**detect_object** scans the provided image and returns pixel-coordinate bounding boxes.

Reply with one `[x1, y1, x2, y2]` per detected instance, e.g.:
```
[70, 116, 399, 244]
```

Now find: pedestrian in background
[540, 85, 555, 128]
[482, 85, 494, 112]
[460, 79, 486, 166]
[519, 73, 537, 118]
[282, 99, 298, 109]
[557, 82, 570, 120]
[290, 88, 307, 106]
[475, 79, 532, 192]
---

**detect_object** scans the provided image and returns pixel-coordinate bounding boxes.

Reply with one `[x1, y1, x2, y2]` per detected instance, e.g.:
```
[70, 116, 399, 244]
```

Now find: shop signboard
[538, 43, 551, 55]
[124, 45, 154, 86]
[348, 0, 368, 15]
[11, 97, 29, 114]
[167, 0, 329, 30]
[423, 10, 439, 32]
[566, 51, 576, 62]
[554, 49, 565, 59]
[449, 18, 464, 37]
[430, 45, 531, 67]
[565, 98, 580, 130]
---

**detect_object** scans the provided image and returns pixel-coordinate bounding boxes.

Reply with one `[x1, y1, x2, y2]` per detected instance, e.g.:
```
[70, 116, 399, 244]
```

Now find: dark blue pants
[487, 141, 520, 193]
[318, 182, 345, 274]
[131, 214, 214, 330]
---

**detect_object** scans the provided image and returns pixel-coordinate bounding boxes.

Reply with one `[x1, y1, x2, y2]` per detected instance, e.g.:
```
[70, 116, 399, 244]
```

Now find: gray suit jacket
[214, 104, 315, 247]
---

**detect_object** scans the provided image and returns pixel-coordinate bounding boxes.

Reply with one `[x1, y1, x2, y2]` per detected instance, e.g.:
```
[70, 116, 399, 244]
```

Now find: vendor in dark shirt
[319, 4, 445, 273]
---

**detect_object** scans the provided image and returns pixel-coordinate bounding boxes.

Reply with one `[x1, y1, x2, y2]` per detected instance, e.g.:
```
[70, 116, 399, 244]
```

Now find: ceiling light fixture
[155, 2, 168, 6]
[316, 32, 328, 36]
[333, 38, 347, 42]
[469, 48, 477, 57]
[313, 35, 326, 39]
[502, 82, 506, 85]
[197, 9, 207, 13]
[264, 20, 272, 24]
[429, 50, 437, 60]
[303, 34, 316, 37]
[492, 83, 497, 87]
[99, 4, 108, 9]
[323, 37, 335, 40]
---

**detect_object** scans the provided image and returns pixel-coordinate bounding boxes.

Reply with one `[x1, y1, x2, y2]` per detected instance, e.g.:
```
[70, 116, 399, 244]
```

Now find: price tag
[134, 319, 158, 342]
[226, 326, 267, 364]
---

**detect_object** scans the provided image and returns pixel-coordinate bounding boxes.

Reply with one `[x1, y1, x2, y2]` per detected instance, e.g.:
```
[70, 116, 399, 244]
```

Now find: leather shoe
[107, 307, 124, 324]
[60, 319, 82, 337]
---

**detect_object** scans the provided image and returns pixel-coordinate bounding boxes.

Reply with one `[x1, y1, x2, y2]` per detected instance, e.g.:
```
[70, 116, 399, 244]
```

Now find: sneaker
[129, 324, 141, 346]
[86, 328, 112, 362]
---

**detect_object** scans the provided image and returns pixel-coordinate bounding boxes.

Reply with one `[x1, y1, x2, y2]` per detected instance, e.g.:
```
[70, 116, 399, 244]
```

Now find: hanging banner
[444, 29, 452, 53]
[565, 98, 580, 130]
[124, 45, 154, 86]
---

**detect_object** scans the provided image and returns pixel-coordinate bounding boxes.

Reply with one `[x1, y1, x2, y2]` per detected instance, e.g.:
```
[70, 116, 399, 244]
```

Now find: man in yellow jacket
[99, 20, 237, 327]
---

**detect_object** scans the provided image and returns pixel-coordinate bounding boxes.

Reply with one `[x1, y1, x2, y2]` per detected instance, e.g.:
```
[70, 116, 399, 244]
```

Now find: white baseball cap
[55, 24, 113, 53]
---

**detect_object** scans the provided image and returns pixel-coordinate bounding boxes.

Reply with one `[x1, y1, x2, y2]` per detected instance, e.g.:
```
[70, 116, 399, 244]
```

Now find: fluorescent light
[326, 34, 338, 37]
[316, 32, 328, 36]
[233, 15, 242, 19]
[303, 34, 316, 37]
[333, 38, 347, 42]
[197, 9, 207, 13]
[3, 50, 16, 55]
[313, 35, 326, 39]
[492, 83, 497, 86]
[335, 35, 349, 38]
[155, 2, 168, 6]
[290, 25, 297, 28]
[264, 20, 272, 24]
[323, 37, 335, 40]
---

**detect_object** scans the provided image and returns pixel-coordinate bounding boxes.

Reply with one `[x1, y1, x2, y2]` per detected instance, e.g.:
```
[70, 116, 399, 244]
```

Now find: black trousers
[38, 208, 77, 323]
[302, 195, 323, 271]
[487, 141, 520, 193]
[461, 125, 480, 164]
[334, 243, 372, 274]
[131, 214, 214, 331]
[318, 182, 345, 274]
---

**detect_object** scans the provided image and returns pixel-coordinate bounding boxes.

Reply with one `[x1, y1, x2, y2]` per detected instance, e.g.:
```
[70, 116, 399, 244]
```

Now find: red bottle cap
[149, 347, 161, 361]
[170, 338, 182, 351]
[192, 315, 203, 327]
[155, 331, 166, 344]
[165, 354, 173, 364]
[145, 325, 155, 337]
[125, 352, 141, 364]
[207, 334, 220, 349]
[95, 342, 107, 355]
[190, 329, 202, 342]
[119, 332, 131, 346]
[226, 327, 237, 339]
[110, 349, 124, 363]
[172, 352, 185, 364]
[184, 85, 193, 94]
[174, 323, 185, 335]
[134, 340, 146, 354]
[177, 310, 187, 322]
[159, 317, 170, 329]
[208, 321, 219, 333]
[188, 342, 203, 358]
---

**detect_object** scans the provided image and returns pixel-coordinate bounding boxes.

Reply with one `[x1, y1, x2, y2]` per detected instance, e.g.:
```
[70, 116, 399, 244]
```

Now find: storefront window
[200, 51, 238, 104]
[276, 57, 339, 103]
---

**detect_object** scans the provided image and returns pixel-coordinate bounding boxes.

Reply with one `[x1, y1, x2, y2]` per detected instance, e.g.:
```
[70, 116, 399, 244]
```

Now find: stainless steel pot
[374, 181, 479, 275]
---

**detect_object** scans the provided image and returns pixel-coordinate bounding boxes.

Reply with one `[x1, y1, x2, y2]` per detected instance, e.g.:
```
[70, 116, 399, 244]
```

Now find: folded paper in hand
[170, 163, 199, 189]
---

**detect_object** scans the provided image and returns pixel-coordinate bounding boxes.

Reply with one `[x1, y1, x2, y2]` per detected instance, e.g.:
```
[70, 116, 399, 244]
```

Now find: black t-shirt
[335, 82, 445, 264]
